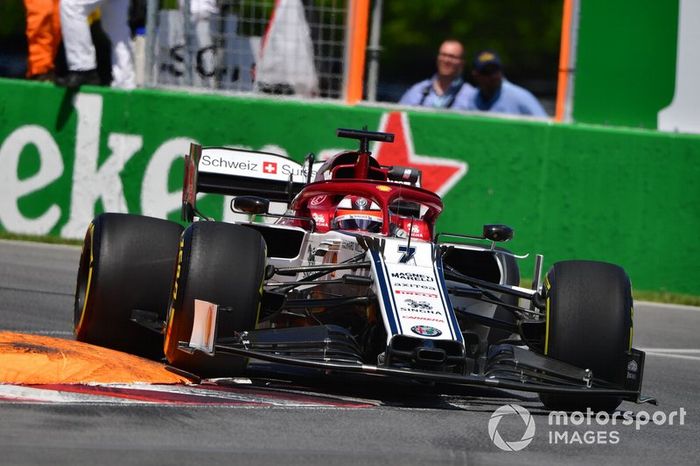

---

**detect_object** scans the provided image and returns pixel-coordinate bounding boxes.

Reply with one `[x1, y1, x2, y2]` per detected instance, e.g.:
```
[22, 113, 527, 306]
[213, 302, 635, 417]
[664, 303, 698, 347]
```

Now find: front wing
[178, 325, 655, 405]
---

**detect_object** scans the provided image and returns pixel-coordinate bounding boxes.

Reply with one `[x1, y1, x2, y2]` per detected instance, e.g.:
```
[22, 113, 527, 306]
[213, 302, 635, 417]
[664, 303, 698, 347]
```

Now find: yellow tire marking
[75, 223, 95, 336]
[544, 275, 551, 355]
[629, 305, 634, 350]
[164, 237, 185, 353]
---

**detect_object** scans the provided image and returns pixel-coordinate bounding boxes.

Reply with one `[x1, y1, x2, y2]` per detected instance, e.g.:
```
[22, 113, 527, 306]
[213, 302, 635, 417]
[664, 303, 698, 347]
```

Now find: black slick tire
[74, 213, 184, 358]
[163, 222, 266, 377]
[539, 260, 633, 412]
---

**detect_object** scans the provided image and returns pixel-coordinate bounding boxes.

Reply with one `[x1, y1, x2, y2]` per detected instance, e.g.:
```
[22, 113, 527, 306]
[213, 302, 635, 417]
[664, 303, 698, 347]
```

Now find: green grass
[631, 290, 700, 307]
[513, 279, 700, 307]
[0, 231, 83, 246]
[2, 231, 699, 306]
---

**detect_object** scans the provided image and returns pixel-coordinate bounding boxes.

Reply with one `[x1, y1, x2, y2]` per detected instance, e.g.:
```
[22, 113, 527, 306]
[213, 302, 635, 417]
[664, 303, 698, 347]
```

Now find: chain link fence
[144, 0, 349, 99]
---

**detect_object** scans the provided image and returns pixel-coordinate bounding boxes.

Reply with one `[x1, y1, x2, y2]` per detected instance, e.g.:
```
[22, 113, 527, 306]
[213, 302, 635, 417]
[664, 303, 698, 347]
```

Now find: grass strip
[3, 231, 699, 306]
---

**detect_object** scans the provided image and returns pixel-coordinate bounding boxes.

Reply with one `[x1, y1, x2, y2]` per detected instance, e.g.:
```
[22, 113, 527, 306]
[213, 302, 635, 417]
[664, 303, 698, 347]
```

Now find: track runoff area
[0, 240, 697, 460]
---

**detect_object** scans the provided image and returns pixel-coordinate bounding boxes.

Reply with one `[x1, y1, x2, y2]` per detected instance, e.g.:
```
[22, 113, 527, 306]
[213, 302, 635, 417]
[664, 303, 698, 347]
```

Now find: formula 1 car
[74, 128, 653, 411]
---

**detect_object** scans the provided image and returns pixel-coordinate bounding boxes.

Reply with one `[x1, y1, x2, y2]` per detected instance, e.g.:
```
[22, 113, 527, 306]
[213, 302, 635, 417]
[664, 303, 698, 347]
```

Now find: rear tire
[74, 213, 184, 358]
[163, 222, 266, 377]
[539, 260, 632, 412]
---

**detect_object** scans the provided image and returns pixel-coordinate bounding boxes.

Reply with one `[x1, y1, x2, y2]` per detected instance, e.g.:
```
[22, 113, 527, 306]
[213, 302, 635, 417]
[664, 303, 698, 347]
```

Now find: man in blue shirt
[462, 50, 547, 117]
[399, 40, 475, 109]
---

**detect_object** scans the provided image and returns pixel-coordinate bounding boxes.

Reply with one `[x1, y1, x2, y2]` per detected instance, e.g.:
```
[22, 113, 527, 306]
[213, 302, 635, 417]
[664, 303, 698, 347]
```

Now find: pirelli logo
[395, 289, 438, 298]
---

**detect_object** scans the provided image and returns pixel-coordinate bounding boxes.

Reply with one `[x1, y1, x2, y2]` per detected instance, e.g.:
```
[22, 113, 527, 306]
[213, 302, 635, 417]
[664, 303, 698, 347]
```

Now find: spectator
[399, 39, 474, 109]
[23, 0, 61, 81]
[464, 50, 547, 117]
[58, 0, 134, 89]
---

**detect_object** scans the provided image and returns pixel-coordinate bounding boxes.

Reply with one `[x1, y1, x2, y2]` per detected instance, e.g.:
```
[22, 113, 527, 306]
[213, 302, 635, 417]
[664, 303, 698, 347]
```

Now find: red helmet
[332, 196, 383, 233]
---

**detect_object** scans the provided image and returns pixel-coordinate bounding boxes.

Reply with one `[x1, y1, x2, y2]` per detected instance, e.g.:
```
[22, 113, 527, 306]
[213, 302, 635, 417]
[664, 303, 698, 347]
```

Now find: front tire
[163, 222, 266, 377]
[539, 260, 633, 412]
[74, 213, 183, 358]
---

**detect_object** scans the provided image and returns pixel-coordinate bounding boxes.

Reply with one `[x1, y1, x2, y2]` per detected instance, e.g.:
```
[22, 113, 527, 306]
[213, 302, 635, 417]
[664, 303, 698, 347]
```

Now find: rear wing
[182, 144, 314, 221]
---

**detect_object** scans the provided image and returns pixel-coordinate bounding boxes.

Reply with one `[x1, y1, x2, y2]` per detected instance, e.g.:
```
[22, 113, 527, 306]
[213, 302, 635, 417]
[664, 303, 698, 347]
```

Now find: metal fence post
[366, 0, 383, 102]
[183, 0, 194, 87]
[145, 0, 159, 86]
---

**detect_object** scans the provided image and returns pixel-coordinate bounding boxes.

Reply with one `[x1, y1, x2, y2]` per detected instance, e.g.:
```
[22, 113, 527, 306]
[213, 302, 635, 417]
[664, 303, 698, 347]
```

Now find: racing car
[73, 127, 653, 411]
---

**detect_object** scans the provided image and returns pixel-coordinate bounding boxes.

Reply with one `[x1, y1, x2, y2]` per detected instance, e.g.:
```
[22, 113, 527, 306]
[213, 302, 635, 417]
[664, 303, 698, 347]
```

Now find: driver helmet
[332, 195, 383, 233]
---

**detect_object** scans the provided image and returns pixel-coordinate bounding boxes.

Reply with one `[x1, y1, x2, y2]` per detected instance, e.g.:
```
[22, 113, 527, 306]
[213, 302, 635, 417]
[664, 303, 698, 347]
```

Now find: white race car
[73, 127, 653, 411]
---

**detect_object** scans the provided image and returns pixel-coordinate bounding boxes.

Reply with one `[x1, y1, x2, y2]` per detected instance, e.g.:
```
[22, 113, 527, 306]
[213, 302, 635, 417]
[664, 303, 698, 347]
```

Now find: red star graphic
[371, 112, 467, 197]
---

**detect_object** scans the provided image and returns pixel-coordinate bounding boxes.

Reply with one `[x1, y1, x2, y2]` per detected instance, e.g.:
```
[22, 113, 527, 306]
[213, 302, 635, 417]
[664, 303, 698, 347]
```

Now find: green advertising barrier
[1, 79, 699, 295]
[573, 0, 679, 129]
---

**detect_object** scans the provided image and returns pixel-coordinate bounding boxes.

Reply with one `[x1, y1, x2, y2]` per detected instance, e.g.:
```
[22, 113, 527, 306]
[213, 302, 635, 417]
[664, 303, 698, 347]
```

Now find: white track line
[0, 385, 153, 404]
[0, 383, 375, 408]
[644, 353, 700, 362]
[639, 348, 700, 353]
[637, 347, 700, 362]
[636, 301, 700, 312]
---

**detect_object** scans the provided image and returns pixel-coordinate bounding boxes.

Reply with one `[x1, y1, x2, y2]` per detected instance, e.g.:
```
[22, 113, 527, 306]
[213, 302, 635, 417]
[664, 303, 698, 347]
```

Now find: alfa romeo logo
[410, 325, 442, 337]
[488, 404, 536, 451]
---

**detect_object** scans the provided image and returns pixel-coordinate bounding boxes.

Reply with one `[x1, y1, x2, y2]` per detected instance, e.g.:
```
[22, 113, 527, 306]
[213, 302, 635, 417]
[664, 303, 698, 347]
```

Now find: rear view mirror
[387, 166, 421, 184]
[232, 196, 270, 215]
[483, 224, 513, 242]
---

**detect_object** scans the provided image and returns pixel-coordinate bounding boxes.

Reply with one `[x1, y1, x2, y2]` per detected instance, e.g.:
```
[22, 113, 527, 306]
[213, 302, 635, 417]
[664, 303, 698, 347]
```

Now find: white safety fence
[143, 0, 349, 99]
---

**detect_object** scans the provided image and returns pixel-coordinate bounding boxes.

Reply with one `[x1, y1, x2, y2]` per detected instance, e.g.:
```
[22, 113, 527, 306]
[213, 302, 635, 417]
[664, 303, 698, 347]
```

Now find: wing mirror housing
[387, 166, 421, 185]
[232, 196, 270, 215]
[483, 224, 513, 242]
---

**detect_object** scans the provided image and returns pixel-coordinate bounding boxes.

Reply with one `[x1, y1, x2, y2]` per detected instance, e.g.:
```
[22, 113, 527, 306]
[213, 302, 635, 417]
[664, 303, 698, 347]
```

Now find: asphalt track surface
[0, 239, 697, 465]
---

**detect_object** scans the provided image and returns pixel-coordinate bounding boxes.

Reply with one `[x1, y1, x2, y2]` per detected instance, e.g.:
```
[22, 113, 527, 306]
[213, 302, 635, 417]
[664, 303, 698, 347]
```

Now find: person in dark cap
[398, 39, 475, 109]
[463, 50, 547, 117]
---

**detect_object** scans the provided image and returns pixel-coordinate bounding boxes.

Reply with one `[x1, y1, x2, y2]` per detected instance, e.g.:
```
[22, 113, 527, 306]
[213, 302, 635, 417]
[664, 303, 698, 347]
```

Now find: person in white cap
[58, 0, 134, 89]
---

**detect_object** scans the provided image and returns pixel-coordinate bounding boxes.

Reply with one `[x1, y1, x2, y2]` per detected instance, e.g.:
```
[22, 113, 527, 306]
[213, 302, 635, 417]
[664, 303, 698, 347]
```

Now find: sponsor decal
[199, 150, 311, 181]
[398, 306, 442, 315]
[280, 163, 314, 178]
[200, 154, 259, 171]
[311, 212, 327, 227]
[403, 316, 445, 323]
[390, 272, 434, 282]
[395, 290, 438, 298]
[404, 298, 432, 310]
[393, 282, 437, 290]
[376, 185, 392, 192]
[263, 161, 277, 174]
[410, 325, 442, 337]
[309, 195, 327, 206]
[341, 240, 364, 252]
